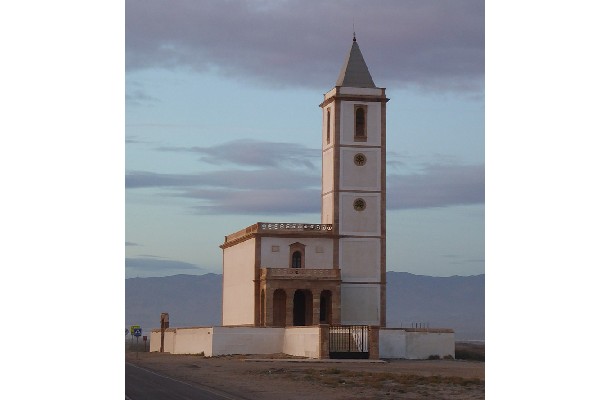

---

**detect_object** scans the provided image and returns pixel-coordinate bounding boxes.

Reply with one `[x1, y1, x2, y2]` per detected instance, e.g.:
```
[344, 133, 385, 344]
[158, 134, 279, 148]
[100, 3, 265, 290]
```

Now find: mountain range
[126, 272, 484, 340]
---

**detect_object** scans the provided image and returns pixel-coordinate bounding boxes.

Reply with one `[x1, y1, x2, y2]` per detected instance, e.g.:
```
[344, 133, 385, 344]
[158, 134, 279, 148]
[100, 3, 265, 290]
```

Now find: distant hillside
[386, 272, 484, 340]
[126, 273, 222, 331]
[126, 272, 484, 340]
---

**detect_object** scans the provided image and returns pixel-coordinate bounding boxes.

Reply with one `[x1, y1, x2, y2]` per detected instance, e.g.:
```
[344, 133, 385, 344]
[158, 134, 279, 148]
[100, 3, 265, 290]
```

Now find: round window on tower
[354, 153, 367, 166]
[353, 198, 366, 211]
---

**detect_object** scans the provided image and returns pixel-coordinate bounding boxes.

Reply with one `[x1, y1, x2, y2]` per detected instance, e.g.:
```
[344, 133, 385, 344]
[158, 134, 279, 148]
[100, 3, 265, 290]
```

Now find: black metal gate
[329, 325, 369, 359]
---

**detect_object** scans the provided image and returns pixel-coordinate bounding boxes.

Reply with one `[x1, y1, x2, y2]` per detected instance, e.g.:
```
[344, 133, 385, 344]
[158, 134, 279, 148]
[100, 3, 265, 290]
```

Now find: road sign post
[131, 326, 142, 356]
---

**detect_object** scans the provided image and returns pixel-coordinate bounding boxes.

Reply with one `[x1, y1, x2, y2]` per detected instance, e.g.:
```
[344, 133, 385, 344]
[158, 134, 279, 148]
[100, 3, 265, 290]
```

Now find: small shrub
[455, 349, 484, 361]
[427, 354, 440, 360]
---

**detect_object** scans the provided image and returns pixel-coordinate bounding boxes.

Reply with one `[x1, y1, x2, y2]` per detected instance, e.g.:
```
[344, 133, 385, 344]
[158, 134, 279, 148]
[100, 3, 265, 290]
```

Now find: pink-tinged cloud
[157, 139, 319, 169]
[126, 0, 484, 93]
[126, 162, 484, 215]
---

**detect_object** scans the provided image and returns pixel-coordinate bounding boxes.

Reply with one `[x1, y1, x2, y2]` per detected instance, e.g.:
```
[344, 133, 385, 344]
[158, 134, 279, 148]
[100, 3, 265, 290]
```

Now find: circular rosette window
[353, 198, 366, 211]
[354, 153, 367, 166]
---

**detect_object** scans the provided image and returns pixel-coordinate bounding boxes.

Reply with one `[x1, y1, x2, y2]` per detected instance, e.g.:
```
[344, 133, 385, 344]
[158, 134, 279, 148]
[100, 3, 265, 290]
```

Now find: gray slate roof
[335, 39, 376, 88]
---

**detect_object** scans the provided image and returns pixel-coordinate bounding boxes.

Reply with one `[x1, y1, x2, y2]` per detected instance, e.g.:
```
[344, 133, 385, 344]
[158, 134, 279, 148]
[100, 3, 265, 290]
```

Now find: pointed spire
[335, 37, 376, 88]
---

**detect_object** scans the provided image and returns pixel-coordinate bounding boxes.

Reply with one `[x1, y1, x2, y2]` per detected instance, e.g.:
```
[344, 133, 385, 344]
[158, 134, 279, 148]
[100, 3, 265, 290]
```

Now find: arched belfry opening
[293, 289, 313, 326]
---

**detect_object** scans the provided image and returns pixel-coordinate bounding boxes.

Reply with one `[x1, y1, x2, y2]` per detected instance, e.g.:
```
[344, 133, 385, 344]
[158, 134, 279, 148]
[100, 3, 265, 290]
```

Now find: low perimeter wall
[379, 328, 455, 359]
[150, 326, 318, 357]
[150, 326, 453, 359]
[282, 327, 321, 358]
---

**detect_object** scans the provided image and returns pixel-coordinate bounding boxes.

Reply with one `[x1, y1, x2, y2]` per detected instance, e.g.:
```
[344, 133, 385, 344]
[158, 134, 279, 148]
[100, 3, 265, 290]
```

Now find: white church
[151, 37, 455, 359]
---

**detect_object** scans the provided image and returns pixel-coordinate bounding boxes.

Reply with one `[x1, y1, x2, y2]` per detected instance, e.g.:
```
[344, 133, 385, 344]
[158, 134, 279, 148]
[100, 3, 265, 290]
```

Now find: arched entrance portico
[259, 267, 341, 327]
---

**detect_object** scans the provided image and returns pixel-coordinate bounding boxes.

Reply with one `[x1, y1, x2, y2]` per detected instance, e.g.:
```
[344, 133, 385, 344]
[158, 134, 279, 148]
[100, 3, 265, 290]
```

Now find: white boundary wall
[282, 327, 320, 358]
[212, 327, 284, 356]
[151, 326, 316, 358]
[379, 329, 455, 359]
[149, 327, 214, 355]
[151, 326, 454, 360]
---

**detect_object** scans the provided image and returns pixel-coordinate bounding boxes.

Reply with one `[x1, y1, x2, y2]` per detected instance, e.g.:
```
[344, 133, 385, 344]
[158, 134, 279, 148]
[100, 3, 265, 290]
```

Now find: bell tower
[320, 36, 389, 326]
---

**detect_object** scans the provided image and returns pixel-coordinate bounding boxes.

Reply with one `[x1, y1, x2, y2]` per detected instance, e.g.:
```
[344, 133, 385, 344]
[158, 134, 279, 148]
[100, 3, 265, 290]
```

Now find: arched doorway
[320, 290, 332, 324]
[293, 289, 313, 326]
[273, 289, 286, 327]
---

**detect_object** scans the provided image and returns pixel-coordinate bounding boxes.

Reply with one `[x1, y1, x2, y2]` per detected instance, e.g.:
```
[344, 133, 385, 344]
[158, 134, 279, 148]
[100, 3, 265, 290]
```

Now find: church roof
[335, 37, 376, 88]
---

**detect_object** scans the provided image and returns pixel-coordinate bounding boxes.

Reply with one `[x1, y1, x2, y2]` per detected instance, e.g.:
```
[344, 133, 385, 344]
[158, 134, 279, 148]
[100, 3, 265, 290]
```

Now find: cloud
[388, 164, 484, 209]
[158, 139, 319, 169]
[125, 88, 160, 106]
[186, 188, 321, 215]
[126, 167, 321, 215]
[126, 162, 483, 214]
[125, 0, 484, 93]
[126, 257, 202, 272]
[126, 168, 319, 191]
[127, 139, 483, 214]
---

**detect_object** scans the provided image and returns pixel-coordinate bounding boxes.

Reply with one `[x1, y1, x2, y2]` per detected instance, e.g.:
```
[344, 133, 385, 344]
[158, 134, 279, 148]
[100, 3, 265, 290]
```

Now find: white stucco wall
[282, 327, 321, 358]
[341, 284, 380, 325]
[339, 238, 380, 281]
[150, 330, 177, 353]
[339, 101, 381, 146]
[211, 327, 284, 356]
[172, 327, 214, 356]
[150, 326, 452, 360]
[149, 330, 162, 352]
[379, 329, 407, 358]
[322, 193, 334, 224]
[322, 148, 334, 193]
[339, 147, 381, 191]
[338, 192, 381, 236]
[379, 329, 455, 359]
[405, 331, 455, 359]
[260, 237, 334, 269]
[222, 238, 256, 326]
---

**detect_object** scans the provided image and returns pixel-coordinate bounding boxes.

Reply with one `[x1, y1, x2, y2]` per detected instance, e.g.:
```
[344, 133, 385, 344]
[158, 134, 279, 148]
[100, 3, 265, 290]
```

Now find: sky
[125, 0, 485, 278]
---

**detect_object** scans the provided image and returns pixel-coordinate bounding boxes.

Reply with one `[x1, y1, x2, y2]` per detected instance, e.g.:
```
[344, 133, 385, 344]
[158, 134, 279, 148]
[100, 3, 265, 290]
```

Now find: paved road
[126, 363, 245, 400]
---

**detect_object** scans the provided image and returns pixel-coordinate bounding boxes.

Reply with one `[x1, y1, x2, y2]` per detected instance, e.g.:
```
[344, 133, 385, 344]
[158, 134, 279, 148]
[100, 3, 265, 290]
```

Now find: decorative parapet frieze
[260, 267, 340, 281]
[222, 222, 335, 249]
[258, 222, 333, 232]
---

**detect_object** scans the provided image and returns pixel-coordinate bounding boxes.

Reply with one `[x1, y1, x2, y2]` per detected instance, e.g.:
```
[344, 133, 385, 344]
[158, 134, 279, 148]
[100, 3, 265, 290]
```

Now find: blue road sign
[133, 328, 142, 337]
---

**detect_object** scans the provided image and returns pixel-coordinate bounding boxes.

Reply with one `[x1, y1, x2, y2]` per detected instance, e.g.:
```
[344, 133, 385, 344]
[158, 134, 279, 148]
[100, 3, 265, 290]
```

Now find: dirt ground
[125, 342, 484, 400]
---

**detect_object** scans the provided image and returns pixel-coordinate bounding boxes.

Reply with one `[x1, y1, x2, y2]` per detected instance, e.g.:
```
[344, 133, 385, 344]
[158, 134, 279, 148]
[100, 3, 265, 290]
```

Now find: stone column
[332, 286, 341, 324]
[319, 324, 330, 359]
[368, 325, 380, 360]
[285, 289, 294, 327]
[265, 288, 274, 327]
[312, 291, 320, 326]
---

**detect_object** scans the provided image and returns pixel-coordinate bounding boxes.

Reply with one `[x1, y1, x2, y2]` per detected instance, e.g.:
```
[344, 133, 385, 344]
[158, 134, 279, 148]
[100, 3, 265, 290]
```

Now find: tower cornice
[319, 89, 389, 108]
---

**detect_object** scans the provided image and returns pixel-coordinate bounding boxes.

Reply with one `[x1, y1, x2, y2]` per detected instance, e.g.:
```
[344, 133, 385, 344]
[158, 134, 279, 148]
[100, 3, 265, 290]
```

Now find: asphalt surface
[125, 362, 245, 400]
